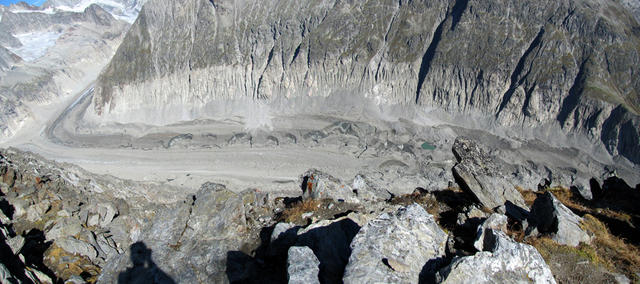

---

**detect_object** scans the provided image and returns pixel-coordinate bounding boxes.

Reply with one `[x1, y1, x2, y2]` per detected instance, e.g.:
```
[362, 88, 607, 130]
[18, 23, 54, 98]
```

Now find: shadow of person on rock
[118, 242, 175, 284]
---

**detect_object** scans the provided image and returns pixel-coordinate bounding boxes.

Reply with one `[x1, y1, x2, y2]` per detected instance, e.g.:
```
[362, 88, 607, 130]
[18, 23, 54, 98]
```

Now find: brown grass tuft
[516, 186, 539, 207]
[279, 199, 322, 224]
[527, 237, 617, 283]
[580, 214, 640, 280]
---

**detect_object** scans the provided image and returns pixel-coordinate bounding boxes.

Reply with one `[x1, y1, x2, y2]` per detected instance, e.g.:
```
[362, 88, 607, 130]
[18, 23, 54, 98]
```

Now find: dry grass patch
[390, 190, 444, 220]
[515, 186, 640, 282]
[516, 186, 538, 207]
[279, 199, 322, 224]
[580, 214, 640, 281]
[528, 237, 616, 284]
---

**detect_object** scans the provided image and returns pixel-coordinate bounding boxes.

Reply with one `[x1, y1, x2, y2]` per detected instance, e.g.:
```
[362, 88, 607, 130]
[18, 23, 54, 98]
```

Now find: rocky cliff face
[92, 0, 640, 164]
[0, 1, 138, 138]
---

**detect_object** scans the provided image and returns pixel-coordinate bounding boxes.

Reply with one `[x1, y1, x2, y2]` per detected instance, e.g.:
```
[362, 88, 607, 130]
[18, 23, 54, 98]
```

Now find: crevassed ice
[6, 31, 62, 62]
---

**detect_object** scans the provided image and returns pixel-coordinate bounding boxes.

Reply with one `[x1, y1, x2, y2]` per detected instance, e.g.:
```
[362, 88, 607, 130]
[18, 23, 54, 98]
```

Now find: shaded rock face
[92, 0, 640, 164]
[440, 229, 557, 284]
[527, 192, 591, 247]
[452, 137, 527, 211]
[343, 204, 447, 284]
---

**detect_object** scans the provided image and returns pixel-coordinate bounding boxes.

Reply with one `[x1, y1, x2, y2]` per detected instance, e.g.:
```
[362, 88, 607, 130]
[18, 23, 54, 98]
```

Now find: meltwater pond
[421, 142, 436, 150]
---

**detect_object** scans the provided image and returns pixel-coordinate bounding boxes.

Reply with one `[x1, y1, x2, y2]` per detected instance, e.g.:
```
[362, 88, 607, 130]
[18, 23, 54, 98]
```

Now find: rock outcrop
[452, 137, 527, 211]
[0, 2, 130, 138]
[440, 229, 557, 284]
[343, 204, 448, 284]
[473, 213, 508, 251]
[527, 191, 591, 247]
[91, 0, 640, 164]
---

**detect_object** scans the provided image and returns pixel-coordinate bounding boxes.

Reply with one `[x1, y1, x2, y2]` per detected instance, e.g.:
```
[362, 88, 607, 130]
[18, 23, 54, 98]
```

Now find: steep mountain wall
[0, 4, 129, 137]
[91, 0, 640, 164]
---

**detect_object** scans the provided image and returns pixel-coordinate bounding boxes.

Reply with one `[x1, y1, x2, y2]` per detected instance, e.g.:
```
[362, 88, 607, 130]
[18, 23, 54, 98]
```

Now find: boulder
[350, 174, 392, 202]
[7, 235, 25, 255]
[440, 229, 556, 284]
[65, 275, 86, 284]
[456, 205, 488, 227]
[287, 246, 320, 284]
[451, 137, 527, 210]
[98, 182, 248, 283]
[295, 215, 363, 283]
[56, 237, 99, 261]
[343, 204, 447, 284]
[26, 200, 51, 223]
[28, 267, 53, 284]
[46, 217, 83, 241]
[269, 222, 299, 257]
[473, 213, 508, 251]
[87, 214, 100, 227]
[301, 169, 359, 203]
[526, 192, 591, 247]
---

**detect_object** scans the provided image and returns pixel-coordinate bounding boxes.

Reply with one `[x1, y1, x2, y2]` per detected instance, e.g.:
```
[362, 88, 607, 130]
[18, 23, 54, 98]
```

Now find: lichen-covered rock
[287, 246, 320, 284]
[343, 204, 447, 284]
[440, 229, 556, 284]
[452, 137, 527, 211]
[526, 191, 591, 247]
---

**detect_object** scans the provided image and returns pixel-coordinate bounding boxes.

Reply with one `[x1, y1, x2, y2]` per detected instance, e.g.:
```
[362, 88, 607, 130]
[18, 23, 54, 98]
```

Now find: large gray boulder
[526, 191, 591, 247]
[46, 217, 83, 241]
[452, 137, 527, 211]
[287, 246, 320, 284]
[56, 237, 99, 262]
[343, 204, 448, 284]
[440, 229, 556, 284]
[99, 182, 248, 283]
[301, 169, 390, 203]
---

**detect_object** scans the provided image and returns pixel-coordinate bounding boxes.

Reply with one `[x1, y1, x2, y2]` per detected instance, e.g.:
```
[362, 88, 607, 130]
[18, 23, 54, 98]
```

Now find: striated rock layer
[91, 0, 640, 164]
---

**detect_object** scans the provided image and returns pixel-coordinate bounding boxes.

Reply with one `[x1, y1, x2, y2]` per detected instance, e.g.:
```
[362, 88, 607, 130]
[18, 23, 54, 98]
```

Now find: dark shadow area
[0, 228, 58, 284]
[0, 228, 32, 284]
[118, 242, 175, 284]
[432, 190, 480, 255]
[526, 193, 559, 235]
[0, 198, 14, 219]
[21, 229, 57, 282]
[590, 177, 640, 244]
[226, 219, 361, 284]
[504, 201, 529, 222]
[419, 256, 448, 284]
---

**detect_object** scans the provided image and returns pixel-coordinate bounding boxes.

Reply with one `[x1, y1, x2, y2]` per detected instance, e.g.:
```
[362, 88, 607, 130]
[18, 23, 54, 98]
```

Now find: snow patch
[6, 30, 62, 62]
[56, 0, 140, 23]
[10, 7, 56, 14]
